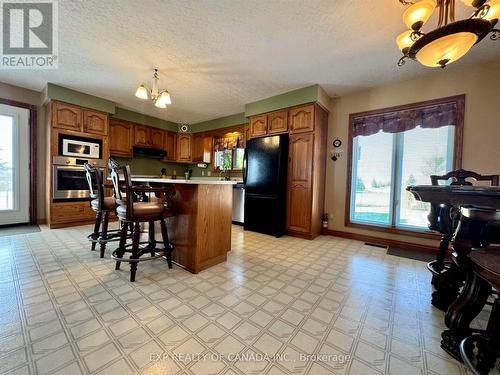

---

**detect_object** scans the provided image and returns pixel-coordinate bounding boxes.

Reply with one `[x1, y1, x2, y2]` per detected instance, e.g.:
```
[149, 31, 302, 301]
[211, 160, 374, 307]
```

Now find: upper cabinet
[109, 119, 133, 157]
[83, 110, 108, 135]
[164, 131, 177, 161]
[150, 128, 165, 149]
[192, 134, 212, 163]
[52, 102, 82, 131]
[51, 101, 109, 135]
[249, 115, 268, 138]
[267, 110, 288, 134]
[177, 134, 192, 162]
[289, 104, 314, 133]
[249, 105, 314, 139]
[134, 125, 150, 146]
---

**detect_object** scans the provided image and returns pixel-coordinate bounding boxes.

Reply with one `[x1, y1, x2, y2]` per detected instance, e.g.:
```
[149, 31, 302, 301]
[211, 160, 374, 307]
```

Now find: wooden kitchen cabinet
[109, 119, 133, 157]
[164, 131, 177, 161]
[150, 128, 165, 149]
[267, 110, 288, 134]
[192, 135, 212, 163]
[249, 115, 268, 138]
[134, 125, 150, 146]
[177, 134, 192, 162]
[83, 109, 108, 135]
[289, 104, 315, 133]
[286, 103, 328, 240]
[52, 101, 82, 131]
[287, 133, 314, 234]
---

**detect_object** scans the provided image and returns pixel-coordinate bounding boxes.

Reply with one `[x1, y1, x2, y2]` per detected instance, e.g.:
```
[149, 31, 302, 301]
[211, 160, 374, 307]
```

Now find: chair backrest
[108, 159, 122, 202]
[108, 159, 134, 220]
[84, 163, 104, 210]
[431, 169, 499, 187]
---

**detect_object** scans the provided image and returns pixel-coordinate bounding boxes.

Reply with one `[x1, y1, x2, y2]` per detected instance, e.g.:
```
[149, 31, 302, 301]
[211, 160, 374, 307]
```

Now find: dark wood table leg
[440, 215, 491, 360]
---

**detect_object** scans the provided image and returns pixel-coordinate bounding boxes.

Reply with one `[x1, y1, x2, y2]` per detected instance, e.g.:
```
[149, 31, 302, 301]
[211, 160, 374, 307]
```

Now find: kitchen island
[132, 177, 236, 273]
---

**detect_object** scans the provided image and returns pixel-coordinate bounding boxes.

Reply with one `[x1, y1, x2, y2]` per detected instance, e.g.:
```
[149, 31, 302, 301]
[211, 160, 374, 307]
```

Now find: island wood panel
[162, 183, 233, 273]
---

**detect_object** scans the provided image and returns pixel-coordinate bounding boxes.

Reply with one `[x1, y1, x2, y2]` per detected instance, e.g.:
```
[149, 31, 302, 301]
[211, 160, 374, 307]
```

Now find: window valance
[352, 102, 458, 137]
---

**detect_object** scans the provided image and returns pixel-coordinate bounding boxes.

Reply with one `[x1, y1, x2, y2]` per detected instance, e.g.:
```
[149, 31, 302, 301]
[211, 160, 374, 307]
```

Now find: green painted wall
[46, 83, 116, 113]
[245, 84, 331, 117]
[191, 112, 248, 133]
[113, 156, 242, 179]
[113, 107, 178, 131]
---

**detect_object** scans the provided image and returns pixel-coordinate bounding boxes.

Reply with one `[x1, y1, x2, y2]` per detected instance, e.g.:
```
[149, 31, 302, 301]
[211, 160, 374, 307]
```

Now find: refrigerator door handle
[243, 148, 248, 184]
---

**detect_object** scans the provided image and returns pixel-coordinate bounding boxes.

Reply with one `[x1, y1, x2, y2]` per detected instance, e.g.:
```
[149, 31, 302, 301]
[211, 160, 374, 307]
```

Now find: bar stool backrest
[84, 163, 104, 210]
[108, 159, 135, 220]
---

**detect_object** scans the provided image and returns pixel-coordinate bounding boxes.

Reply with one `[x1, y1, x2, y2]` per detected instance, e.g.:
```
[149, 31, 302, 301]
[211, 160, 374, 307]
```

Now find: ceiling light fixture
[397, 0, 499, 68]
[135, 69, 172, 108]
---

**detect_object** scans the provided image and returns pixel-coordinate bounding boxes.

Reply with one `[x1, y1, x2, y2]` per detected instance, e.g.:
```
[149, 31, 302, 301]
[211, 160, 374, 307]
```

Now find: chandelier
[396, 0, 499, 68]
[135, 69, 172, 108]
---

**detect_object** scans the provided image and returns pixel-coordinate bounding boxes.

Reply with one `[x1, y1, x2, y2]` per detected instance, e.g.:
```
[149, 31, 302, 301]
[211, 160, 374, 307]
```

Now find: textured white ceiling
[1, 0, 499, 124]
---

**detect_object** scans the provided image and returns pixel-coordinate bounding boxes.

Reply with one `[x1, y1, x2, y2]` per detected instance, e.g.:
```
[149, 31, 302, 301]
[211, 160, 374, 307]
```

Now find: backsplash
[112, 156, 243, 179]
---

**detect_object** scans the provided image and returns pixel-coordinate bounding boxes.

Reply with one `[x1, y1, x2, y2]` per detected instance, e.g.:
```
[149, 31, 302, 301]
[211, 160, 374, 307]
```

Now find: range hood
[133, 146, 166, 159]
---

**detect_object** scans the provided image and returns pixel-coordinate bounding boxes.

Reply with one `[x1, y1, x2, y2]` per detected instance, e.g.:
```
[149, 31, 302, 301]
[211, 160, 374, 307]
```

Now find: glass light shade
[403, 0, 437, 30]
[157, 91, 171, 106]
[416, 32, 478, 67]
[135, 85, 148, 100]
[154, 98, 167, 108]
[396, 30, 421, 52]
[484, 0, 500, 20]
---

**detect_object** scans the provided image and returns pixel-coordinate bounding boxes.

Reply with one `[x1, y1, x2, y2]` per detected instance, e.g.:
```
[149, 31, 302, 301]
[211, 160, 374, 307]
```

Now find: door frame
[0, 98, 37, 224]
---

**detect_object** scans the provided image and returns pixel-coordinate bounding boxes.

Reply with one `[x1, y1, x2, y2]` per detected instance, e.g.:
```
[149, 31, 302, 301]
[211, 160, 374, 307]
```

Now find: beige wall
[325, 59, 500, 246]
[0, 82, 46, 222]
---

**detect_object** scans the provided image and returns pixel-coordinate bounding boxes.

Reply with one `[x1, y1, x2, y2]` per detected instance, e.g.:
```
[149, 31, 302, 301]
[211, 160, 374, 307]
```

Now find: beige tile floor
[0, 224, 498, 375]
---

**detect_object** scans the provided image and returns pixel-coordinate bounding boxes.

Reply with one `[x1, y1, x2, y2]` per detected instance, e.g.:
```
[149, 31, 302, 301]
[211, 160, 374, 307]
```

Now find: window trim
[345, 95, 465, 238]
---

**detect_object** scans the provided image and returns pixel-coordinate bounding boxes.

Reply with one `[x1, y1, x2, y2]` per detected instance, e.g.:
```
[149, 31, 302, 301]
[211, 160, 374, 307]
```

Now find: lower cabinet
[50, 201, 95, 228]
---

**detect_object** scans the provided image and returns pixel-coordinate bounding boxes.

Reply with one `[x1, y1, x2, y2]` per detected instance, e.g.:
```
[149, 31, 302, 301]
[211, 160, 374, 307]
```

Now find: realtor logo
[1, 0, 58, 69]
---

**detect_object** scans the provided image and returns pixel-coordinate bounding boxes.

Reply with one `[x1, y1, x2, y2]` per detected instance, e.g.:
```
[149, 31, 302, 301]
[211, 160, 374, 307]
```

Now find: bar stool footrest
[111, 249, 166, 263]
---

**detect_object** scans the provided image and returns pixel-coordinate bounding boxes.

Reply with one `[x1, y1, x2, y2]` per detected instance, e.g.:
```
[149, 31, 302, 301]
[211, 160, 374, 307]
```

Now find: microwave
[61, 136, 101, 159]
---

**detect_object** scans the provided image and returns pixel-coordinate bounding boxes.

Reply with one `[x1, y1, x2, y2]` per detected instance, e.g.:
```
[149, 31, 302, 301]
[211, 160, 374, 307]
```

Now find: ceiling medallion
[135, 69, 172, 108]
[396, 0, 499, 68]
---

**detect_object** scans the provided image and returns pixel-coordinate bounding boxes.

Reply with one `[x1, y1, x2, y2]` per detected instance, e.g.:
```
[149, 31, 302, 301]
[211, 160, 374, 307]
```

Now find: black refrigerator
[244, 134, 288, 237]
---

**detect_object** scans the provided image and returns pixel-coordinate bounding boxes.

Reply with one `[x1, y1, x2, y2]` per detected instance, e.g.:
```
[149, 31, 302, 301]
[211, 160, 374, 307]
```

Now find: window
[347, 96, 464, 232]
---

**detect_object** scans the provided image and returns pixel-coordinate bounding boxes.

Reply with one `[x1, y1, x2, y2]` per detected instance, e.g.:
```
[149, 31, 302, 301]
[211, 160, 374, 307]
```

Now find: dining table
[407, 185, 500, 360]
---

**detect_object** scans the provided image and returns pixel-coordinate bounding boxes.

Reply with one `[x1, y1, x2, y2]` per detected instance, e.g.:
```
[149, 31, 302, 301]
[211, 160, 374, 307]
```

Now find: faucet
[219, 166, 230, 181]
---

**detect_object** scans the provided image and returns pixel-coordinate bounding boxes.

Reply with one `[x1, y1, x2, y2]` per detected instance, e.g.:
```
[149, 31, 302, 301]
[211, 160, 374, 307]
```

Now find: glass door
[0, 104, 30, 225]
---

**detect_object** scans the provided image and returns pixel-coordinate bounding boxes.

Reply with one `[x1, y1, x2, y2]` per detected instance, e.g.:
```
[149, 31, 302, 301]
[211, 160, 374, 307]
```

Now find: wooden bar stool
[108, 160, 175, 282]
[460, 248, 500, 375]
[84, 163, 122, 258]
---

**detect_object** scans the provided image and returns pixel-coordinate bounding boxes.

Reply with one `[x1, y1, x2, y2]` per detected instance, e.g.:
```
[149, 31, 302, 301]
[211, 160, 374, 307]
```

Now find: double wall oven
[53, 134, 106, 201]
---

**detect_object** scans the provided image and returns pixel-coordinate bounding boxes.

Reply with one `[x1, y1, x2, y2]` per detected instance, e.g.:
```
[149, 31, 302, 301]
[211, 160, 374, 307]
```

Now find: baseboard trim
[325, 229, 437, 254]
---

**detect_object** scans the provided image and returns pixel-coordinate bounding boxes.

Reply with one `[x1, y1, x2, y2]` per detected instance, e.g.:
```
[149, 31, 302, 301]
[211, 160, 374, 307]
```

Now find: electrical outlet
[207, 171, 211, 176]
[201, 171, 205, 176]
